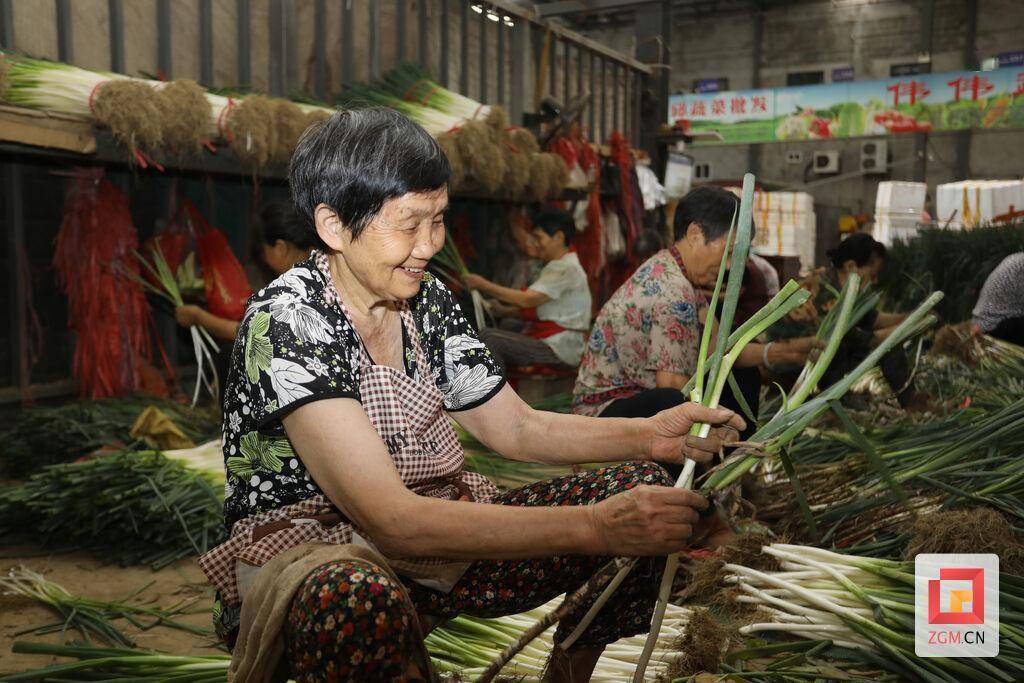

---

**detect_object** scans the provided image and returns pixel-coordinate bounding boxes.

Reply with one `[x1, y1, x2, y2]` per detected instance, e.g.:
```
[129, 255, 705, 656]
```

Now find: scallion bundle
[126, 244, 220, 406]
[0, 568, 209, 648]
[432, 236, 486, 329]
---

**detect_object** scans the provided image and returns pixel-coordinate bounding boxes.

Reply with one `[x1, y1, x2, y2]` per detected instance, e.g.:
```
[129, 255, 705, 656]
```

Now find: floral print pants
[284, 462, 670, 681]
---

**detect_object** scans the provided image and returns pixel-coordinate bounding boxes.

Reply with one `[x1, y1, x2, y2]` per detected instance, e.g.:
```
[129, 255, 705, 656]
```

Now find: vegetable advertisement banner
[668, 67, 1024, 143]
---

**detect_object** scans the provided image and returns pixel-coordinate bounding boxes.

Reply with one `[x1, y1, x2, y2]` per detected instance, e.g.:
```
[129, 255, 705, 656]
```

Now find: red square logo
[928, 567, 984, 625]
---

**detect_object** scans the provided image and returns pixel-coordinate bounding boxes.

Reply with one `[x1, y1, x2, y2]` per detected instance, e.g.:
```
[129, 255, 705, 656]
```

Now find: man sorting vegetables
[572, 185, 821, 474]
[463, 206, 592, 371]
[199, 108, 744, 683]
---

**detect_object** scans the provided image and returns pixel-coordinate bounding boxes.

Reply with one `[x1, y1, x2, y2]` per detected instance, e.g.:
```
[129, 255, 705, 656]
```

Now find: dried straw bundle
[455, 120, 505, 194]
[224, 95, 277, 170]
[436, 131, 465, 190]
[154, 79, 210, 157]
[271, 99, 309, 165]
[91, 80, 163, 156]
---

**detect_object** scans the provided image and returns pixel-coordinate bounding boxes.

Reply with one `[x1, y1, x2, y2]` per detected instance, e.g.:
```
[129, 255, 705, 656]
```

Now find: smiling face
[532, 228, 567, 262]
[318, 188, 448, 304]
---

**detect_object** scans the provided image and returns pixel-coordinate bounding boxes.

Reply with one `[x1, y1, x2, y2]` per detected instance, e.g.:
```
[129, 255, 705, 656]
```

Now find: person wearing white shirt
[464, 207, 592, 369]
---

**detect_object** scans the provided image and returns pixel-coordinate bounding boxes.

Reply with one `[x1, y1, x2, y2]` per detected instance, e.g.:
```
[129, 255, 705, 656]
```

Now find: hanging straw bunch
[153, 79, 211, 157]
[455, 119, 507, 194]
[88, 80, 165, 160]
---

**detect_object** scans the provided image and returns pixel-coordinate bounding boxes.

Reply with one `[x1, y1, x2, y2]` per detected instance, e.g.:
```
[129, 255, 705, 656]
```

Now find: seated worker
[464, 206, 592, 370]
[572, 186, 821, 468]
[175, 200, 316, 342]
[971, 252, 1024, 346]
[776, 232, 928, 410]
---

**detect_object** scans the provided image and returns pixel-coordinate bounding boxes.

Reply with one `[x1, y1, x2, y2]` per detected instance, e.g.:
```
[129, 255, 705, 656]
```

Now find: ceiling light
[503, 15, 514, 27]
[471, 3, 484, 14]
[486, 9, 500, 22]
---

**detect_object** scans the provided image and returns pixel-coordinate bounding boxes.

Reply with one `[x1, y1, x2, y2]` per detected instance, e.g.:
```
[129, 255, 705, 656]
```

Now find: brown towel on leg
[229, 542, 434, 683]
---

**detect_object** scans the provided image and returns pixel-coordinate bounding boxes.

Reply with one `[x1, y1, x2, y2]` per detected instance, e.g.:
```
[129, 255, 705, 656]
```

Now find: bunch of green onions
[432, 236, 486, 329]
[125, 244, 220, 406]
[0, 568, 209, 648]
[338, 82, 463, 136]
[727, 543, 1024, 681]
[0, 643, 229, 682]
[382, 62, 492, 121]
[1, 54, 129, 118]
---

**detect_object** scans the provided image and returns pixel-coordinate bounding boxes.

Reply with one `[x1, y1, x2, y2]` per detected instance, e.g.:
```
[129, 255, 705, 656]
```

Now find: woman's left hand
[646, 403, 745, 466]
[175, 304, 204, 328]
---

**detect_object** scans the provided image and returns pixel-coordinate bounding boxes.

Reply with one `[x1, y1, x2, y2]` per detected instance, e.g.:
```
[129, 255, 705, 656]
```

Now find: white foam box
[937, 180, 1024, 227]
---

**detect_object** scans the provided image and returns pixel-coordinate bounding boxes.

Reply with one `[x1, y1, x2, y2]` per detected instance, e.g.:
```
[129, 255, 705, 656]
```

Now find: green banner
[668, 68, 1024, 144]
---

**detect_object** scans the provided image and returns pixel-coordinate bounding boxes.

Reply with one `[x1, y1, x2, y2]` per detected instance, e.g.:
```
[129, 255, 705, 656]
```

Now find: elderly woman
[199, 109, 742, 683]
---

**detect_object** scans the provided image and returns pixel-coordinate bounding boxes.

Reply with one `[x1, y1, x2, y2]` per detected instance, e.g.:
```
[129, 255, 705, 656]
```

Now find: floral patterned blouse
[220, 252, 505, 528]
[572, 248, 704, 416]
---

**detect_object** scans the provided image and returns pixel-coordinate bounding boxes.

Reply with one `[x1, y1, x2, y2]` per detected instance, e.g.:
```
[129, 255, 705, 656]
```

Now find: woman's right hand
[175, 304, 204, 328]
[590, 484, 709, 556]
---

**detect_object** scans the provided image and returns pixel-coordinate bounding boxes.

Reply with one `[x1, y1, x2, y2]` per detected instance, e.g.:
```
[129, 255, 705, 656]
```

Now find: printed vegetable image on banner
[669, 67, 1024, 144]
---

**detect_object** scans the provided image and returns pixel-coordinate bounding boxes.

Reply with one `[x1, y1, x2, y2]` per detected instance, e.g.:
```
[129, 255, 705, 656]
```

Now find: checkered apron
[199, 253, 498, 604]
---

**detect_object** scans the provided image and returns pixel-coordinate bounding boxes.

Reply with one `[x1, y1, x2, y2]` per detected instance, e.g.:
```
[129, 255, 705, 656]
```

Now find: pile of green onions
[427, 594, 693, 681]
[0, 448, 226, 569]
[727, 543, 1024, 681]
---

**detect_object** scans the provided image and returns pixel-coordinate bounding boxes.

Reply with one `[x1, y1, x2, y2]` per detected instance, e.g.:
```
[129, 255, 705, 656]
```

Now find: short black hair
[531, 205, 575, 246]
[673, 185, 741, 243]
[289, 107, 451, 242]
[256, 200, 316, 250]
[827, 232, 884, 268]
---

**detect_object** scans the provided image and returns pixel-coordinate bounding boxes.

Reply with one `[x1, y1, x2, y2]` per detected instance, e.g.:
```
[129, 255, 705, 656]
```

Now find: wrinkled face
[532, 228, 565, 262]
[684, 223, 731, 288]
[337, 188, 448, 302]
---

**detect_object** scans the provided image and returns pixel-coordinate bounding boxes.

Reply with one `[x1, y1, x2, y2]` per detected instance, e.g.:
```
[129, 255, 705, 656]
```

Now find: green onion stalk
[0, 568, 210, 648]
[432, 236, 487, 329]
[123, 243, 220, 406]
[727, 543, 1024, 682]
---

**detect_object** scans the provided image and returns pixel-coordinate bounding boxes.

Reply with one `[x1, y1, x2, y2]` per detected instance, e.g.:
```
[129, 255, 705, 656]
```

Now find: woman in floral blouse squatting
[572, 186, 822, 480]
[198, 109, 746, 682]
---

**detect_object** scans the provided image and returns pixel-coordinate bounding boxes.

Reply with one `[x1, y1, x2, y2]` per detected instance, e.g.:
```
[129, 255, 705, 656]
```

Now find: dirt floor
[0, 545, 221, 675]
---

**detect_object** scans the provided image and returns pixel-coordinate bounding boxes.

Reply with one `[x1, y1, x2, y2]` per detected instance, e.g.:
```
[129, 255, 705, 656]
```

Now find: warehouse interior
[1, 1, 1023, 681]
